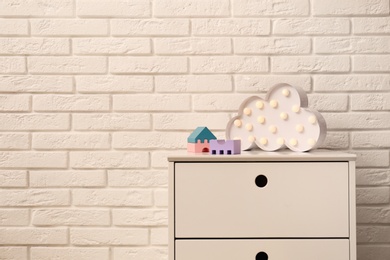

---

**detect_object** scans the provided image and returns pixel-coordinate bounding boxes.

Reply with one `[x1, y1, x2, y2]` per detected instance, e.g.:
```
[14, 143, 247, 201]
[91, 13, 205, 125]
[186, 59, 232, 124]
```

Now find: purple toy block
[210, 139, 241, 155]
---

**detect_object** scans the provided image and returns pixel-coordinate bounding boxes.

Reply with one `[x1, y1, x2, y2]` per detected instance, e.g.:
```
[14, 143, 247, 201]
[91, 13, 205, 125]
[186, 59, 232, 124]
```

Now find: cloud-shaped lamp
[226, 83, 327, 152]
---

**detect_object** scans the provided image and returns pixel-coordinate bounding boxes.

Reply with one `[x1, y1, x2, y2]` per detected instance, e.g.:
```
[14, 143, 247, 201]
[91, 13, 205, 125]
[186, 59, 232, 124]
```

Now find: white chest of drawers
[168, 150, 356, 260]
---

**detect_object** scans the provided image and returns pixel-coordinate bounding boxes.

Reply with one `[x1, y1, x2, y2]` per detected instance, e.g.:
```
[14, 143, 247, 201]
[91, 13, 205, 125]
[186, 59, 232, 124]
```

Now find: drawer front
[176, 239, 349, 260]
[175, 162, 349, 238]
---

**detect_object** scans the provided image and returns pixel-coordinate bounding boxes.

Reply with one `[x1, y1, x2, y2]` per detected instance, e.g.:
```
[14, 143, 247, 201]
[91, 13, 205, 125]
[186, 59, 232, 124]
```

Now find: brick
[0, 228, 67, 245]
[73, 189, 152, 206]
[0, 170, 27, 187]
[0, 247, 27, 260]
[0, 95, 30, 112]
[323, 113, 390, 130]
[32, 133, 110, 150]
[358, 226, 390, 243]
[154, 0, 229, 17]
[357, 187, 390, 204]
[113, 94, 191, 111]
[154, 113, 229, 130]
[71, 228, 148, 245]
[76, 76, 153, 93]
[1, 99, 28, 115]
[235, 75, 311, 93]
[308, 94, 348, 112]
[113, 132, 187, 149]
[193, 94, 252, 111]
[358, 207, 390, 223]
[354, 56, 390, 72]
[0, 76, 73, 93]
[155, 189, 168, 207]
[108, 170, 167, 187]
[31, 19, 108, 36]
[0, 134, 30, 150]
[28, 57, 107, 74]
[110, 57, 187, 74]
[0, 38, 69, 55]
[358, 245, 390, 260]
[192, 19, 270, 36]
[31, 248, 109, 260]
[113, 209, 167, 226]
[351, 94, 390, 111]
[357, 169, 390, 186]
[0, 20, 28, 36]
[313, 0, 389, 15]
[0, 209, 29, 226]
[151, 228, 168, 245]
[353, 131, 390, 148]
[0, 114, 69, 131]
[113, 248, 168, 260]
[70, 152, 149, 169]
[272, 56, 350, 73]
[234, 38, 310, 54]
[73, 38, 151, 55]
[233, 0, 308, 16]
[0, 190, 69, 206]
[319, 132, 349, 149]
[30, 170, 106, 187]
[77, 0, 149, 17]
[151, 151, 179, 168]
[111, 19, 189, 36]
[0, 57, 25, 73]
[314, 75, 390, 92]
[315, 37, 390, 54]
[274, 18, 349, 35]
[155, 38, 231, 55]
[33, 95, 110, 112]
[354, 18, 390, 34]
[191, 56, 268, 73]
[73, 113, 150, 130]
[155, 75, 232, 93]
[32, 209, 110, 226]
[354, 150, 390, 168]
[0, 0, 73, 17]
[0, 152, 67, 168]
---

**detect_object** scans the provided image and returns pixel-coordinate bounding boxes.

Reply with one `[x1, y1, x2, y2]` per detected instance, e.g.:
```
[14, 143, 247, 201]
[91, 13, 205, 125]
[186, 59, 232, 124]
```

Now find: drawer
[176, 239, 349, 260]
[175, 162, 349, 238]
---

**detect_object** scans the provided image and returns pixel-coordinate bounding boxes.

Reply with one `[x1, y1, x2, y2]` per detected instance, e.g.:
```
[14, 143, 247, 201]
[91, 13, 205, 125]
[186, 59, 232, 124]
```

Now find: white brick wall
[0, 0, 389, 259]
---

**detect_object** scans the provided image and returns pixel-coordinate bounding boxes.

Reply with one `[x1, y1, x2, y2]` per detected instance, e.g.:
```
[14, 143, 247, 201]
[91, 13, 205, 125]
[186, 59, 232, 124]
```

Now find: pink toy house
[187, 127, 216, 153]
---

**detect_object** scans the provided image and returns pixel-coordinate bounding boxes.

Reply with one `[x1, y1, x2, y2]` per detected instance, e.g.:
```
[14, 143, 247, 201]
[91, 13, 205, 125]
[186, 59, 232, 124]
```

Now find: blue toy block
[187, 127, 216, 143]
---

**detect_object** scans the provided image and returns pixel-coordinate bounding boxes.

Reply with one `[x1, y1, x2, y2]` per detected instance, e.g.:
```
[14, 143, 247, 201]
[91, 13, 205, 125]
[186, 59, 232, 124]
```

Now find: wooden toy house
[187, 127, 216, 153]
[210, 139, 241, 155]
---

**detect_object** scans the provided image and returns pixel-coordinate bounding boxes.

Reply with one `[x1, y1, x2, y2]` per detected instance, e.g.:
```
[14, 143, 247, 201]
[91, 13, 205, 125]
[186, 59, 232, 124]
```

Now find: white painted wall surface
[0, 0, 389, 259]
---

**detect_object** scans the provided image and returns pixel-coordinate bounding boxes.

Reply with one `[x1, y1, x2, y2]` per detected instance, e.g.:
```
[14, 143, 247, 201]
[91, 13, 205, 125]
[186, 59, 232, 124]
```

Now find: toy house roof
[187, 127, 216, 143]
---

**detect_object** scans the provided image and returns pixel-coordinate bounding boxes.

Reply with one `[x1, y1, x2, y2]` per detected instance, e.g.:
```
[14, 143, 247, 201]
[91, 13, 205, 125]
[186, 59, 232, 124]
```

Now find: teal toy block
[187, 127, 216, 143]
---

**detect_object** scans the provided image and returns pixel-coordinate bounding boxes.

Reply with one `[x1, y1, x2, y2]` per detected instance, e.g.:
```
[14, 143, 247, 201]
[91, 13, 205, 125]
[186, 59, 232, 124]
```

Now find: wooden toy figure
[210, 139, 241, 155]
[187, 127, 216, 153]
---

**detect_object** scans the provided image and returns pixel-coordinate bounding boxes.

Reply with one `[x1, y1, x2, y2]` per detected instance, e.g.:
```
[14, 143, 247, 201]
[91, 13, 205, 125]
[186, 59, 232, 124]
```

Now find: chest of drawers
[168, 150, 356, 260]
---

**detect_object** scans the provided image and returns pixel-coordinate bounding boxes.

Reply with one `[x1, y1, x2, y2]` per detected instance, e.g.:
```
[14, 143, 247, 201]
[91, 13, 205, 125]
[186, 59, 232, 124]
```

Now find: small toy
[226, 83, 327, 152]
[210, 139, 241, 155]
[187, 127, 216, 153]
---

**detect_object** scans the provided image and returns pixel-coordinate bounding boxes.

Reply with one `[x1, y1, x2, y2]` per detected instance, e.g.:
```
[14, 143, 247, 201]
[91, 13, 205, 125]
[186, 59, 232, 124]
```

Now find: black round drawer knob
[255, 175, 268, 188]
[256, 251, 268, 260]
